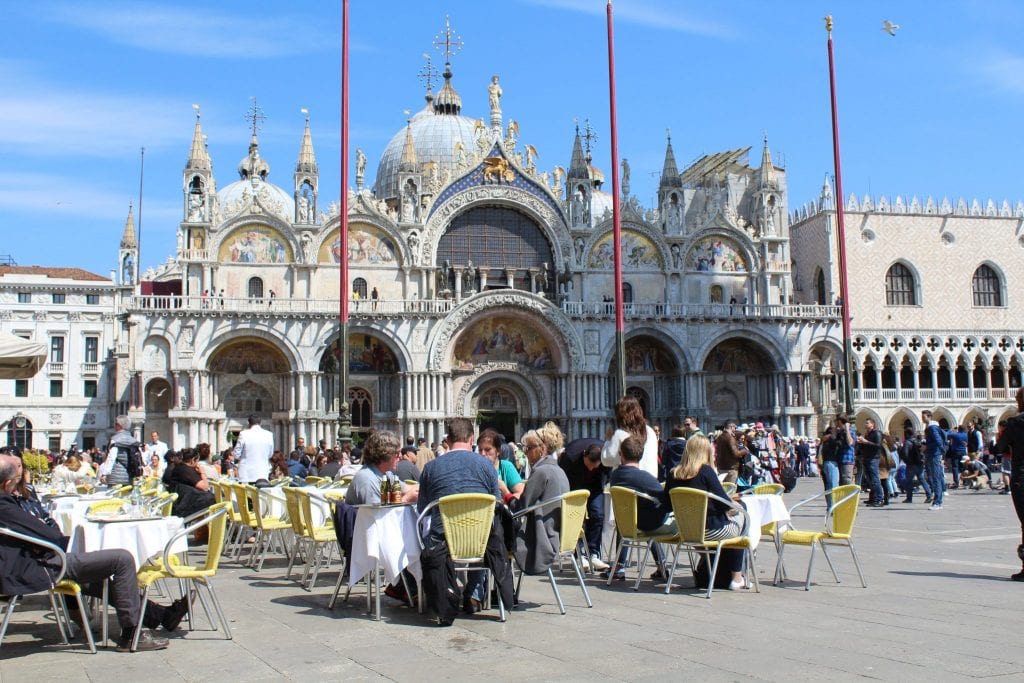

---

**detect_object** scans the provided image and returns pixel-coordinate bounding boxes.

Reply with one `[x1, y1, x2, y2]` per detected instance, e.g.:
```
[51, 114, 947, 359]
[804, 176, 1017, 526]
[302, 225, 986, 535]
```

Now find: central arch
[702, 337, 778, 427]
[461, 371, 543, 442]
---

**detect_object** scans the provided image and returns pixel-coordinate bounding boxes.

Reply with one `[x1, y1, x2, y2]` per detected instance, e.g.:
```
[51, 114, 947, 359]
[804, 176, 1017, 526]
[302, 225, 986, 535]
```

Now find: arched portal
[208, 338, 290, 434]
[467, 375, 541, 442]
[608, 335, 682, 421]
[144, 377, 173, 443]
[319, 333, 401, 422]
[702, 338, 777, 427]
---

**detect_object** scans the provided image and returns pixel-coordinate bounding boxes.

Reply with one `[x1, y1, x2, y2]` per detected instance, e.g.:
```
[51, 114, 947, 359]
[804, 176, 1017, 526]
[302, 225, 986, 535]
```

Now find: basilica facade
[113, 62, 842, 450]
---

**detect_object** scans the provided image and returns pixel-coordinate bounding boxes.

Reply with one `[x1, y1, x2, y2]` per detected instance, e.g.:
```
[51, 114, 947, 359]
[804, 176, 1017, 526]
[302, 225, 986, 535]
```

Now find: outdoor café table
[261, 485, 338, 526]
[69, 514, 187, 571]
[49, 493, 119, 535]
[348, 503, 422, 620]
[738, 493, 791, 549]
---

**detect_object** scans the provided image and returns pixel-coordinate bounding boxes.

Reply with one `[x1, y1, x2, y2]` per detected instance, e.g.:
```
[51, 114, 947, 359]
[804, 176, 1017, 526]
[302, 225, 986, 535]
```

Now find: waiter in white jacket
[232, 415, 274, 483]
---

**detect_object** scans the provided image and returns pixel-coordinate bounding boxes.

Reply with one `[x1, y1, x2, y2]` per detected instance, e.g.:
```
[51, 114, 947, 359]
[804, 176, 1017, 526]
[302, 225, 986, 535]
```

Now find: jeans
[926, 455, 945, 505]
[839, 463, 855, 486]
[821, 461, 839, 492]
[585, 492, 605, 557]
[863, 457, 883, 503]
[903, 463, 930, 501]
[947, 454, 963, 487]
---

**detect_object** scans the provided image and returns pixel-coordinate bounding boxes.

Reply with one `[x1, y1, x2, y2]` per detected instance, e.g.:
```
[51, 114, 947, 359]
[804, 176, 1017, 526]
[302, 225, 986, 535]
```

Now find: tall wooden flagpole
[826, 15, 855, 415]
[338, 0, 352, 447]
[607, 0, 626, 400]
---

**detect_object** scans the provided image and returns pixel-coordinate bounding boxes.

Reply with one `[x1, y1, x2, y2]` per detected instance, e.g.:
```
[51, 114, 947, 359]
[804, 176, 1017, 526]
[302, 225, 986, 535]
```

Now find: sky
[3, 0, 1024, 276]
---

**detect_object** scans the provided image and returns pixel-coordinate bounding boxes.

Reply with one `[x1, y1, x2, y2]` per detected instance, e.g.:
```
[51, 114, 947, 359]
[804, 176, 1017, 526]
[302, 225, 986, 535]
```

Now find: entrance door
[477, 411, 518, 443]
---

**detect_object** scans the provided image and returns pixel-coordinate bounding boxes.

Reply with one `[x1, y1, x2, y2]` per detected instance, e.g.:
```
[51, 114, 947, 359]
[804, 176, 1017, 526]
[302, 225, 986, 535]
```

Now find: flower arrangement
[21, 450, 52, 478]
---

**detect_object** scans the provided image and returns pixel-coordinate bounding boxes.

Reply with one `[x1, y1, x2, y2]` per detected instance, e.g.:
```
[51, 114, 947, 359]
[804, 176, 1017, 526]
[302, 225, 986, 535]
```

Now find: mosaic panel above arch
[208, 339, 290, 374]
[453, 315, 557, 371]
[319, 223, 397, 265]
[320, 334, 400, 375]
[703, 338, 773, 374]
[588, 230, 663, 269]
[218, 225, 292, 264]
[686, 236, 747, 273]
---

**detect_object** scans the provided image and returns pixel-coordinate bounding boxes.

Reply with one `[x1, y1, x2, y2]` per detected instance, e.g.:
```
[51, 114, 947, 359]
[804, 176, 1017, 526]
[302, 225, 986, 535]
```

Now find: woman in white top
[52, 455, 94, 487]
[601, 396, 659, 478]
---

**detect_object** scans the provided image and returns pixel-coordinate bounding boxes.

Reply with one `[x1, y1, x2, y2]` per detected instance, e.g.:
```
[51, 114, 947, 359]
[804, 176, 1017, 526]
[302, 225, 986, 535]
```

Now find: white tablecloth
[348, 505, 422, 586]
[740, 494, 790, 549]
[50, 495, 119, 535]
[69, 517, 187, 570]
[260, 485, 338, 526]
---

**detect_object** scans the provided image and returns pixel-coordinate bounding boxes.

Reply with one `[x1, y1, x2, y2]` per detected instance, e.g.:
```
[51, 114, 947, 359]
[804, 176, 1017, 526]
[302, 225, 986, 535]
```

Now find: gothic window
[972, 264, 1003, 307]
[884, 262, 917, 306]
[815, 268, 827, 305]
[352, 277, 368, 299]
[247, 277, 264, 299]
[622, 282, 634, 303]
[350, 387, 371, 428]
[437, 205, 554, 272]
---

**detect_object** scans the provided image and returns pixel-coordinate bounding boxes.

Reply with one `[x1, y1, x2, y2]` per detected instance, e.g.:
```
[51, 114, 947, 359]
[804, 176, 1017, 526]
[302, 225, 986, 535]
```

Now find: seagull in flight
[882, 20, 899, 36]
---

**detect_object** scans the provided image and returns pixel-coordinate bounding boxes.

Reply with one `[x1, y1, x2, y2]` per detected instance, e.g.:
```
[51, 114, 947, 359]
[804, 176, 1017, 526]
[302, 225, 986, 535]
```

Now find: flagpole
[136, 146, 144, 292]
[606, 0, 626, 400]
[825, 16, 855, 415]
[338, 0, 352, 447]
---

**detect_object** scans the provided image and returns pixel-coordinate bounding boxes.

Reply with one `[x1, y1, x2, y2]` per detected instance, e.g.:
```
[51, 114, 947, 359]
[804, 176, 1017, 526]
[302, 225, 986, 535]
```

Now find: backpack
[780, 465, 798, 493]
[930, 425, 949, 456]
[116, 443, 144, 481]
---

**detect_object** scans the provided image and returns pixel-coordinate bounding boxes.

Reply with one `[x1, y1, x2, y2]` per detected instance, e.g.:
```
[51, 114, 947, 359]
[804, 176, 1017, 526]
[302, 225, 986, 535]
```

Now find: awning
[0, 333, 47, 379]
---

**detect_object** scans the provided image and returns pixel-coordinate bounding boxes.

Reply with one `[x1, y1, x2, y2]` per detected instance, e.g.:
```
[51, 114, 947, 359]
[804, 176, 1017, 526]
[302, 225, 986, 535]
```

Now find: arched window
[972, 264, 1003, 307]
[350, 387, 371, 428]
[247, 277, 263, 299]
[622, 282, 633, 303]
[815, 268, 827, 305]
[352, 277, 368, 299]
[884, 263, 916, 306]
[437, 206, 554, 279]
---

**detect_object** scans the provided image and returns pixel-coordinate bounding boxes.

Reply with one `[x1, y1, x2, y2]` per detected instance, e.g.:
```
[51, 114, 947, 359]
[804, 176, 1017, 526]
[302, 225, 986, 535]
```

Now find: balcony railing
[82, 362, 100, 376]
[854, 386, 1014, 404]
[47, 362, 65, 376]
[561, 301, 840, 322]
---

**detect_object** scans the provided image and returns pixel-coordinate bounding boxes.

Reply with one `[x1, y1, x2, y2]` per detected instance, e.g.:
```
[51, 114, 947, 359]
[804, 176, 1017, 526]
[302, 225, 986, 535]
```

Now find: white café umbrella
[0, 332, 47, 379]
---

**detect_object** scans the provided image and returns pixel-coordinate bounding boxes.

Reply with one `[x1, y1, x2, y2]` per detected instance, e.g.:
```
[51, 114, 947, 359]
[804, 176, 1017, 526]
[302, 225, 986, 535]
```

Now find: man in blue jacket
[921, 410, 948, 510]
[947, 425, 969, 489]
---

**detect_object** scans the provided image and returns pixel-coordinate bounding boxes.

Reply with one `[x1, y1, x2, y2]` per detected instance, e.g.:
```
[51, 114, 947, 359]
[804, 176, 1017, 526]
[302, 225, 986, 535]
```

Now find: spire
[398, 120, 418, 172]
[659, 129, 682, 188]
[759, 134, 777, 189]
[120, 203, 137, 249]
[568, 122, 589, 179]
[433, 62, 462, 115]
[186, 106, 210, 171]
[295, 109, 318, 175]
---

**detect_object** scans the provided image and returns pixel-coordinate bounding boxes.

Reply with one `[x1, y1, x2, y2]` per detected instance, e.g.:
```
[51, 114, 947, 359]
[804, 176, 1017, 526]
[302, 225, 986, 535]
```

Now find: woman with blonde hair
[601, 396, 658, 478]
[515, 422, 571, 574]
[666, 435, 749, 590]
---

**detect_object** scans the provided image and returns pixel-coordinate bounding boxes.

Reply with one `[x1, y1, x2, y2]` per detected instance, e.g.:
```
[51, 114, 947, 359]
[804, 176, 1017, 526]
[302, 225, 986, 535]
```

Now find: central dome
[373, 103, 480, 201]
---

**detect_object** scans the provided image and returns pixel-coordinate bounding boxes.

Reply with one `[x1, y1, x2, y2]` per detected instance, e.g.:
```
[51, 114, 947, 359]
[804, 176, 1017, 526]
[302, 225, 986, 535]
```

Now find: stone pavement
[2, 478, 1022, 682]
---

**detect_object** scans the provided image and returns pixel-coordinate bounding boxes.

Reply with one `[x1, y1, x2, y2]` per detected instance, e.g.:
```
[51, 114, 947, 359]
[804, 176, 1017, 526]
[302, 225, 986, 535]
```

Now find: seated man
[418, 417, 503, 618]
[607, 436, 675, 580]
[559, 440, 610, 571]
[394, 446, 421, 483]
[0, 455, 186, 652]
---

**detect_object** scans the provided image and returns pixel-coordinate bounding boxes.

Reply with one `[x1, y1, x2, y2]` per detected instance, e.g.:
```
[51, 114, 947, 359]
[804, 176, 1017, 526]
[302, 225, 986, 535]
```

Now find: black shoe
[115, 629, 169, 652]
[1011, 571, 1024, 582]
[161, 597, 190, 632]
[867, 502, 884, 508]
[902, 499, 912, 504]
[462, 596, 482, 615]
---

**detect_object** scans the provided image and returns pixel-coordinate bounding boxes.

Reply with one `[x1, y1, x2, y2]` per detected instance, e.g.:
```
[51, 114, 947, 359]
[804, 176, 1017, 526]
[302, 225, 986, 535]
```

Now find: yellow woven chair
[157, 492, 178, 517]
[131, 503, 233, 651]
[721, 481, 738, 496]
[226, 483, 258, 563]
[773, 484, 866, 590]
[244, 484, 291, 571]
[664, 487, 759, 598]
[305, 475, 328, 486]
[210, 481, 242, 555]
[0, 527, 98, 654]
[75, 483, 95, 494]
[416, 493, 505, 621]
[606, 486, 679, 591]
[282, 487, 308, 581]
[512, 489, 593, 614]
[87, 499, 127, 515]
[295, 488, 338, 590]
[111, 484, 133, 498]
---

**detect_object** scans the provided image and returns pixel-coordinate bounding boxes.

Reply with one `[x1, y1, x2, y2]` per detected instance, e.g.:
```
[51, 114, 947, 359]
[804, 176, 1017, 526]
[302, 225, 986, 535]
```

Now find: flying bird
[882, 20, 899, 36]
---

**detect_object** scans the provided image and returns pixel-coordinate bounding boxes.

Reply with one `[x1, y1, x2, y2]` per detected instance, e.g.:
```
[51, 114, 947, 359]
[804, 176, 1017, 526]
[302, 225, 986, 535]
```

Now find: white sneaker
[589, 554, 610, 571]
[928, 504, 943, 510]
[728, 578, 749, 591]
[579, 554, 590, 571]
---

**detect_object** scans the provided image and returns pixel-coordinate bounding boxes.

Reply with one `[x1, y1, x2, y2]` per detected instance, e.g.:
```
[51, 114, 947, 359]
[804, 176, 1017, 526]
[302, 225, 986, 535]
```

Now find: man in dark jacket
[559, 441, 610, 571]
[660, 426, 687, 482]
[0, 455, 183, 651]
[993, 387, 1024, 581]
[900, 430, 930, 503]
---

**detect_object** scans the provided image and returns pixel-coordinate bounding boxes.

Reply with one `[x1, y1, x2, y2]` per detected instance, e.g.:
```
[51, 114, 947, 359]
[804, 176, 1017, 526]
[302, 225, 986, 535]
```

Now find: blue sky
[3, 0, 1024, 276]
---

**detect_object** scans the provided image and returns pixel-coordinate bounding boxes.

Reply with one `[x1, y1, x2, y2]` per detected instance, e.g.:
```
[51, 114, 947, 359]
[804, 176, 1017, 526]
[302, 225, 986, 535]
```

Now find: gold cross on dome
[418, 53, 439, 94]
[433, 15, 463, 64]
[245, 97, 266, 137]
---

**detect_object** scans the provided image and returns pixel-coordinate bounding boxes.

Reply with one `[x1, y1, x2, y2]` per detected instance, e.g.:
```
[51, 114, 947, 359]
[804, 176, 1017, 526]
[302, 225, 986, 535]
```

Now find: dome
[217, 177, 294, 224]
[591, 190, 614, 222]
[373, 104, 480, 200]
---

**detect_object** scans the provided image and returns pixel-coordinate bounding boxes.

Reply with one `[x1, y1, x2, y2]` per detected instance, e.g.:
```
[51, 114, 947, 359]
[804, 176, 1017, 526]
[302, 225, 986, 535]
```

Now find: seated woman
[195, 443, 219, 481]
[268, 450, 290, 481]
[665, 434, 749, 590]
[142, 453, 165, 479]
[514, 422, 570, 575]
[477, 430, 524, 504]
[164, 448, 215, 519]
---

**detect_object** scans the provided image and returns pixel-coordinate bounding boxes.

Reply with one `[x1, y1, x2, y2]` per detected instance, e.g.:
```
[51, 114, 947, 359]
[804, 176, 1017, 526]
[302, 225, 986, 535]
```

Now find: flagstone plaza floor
[2, 478, 1023, 682]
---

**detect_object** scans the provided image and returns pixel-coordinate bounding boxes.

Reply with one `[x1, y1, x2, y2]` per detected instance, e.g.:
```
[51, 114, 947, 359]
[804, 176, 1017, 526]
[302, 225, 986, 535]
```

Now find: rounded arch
[886, 407, 919, 437]
[451, 312, 563, 373]
[586, 223, 667, 271]
[684, 233, 752, 274]
[206, 336, 292, 375]
[460, 371, 543, 425]
[143, 377, 173, 443]
[421, 187, 570, 274]
[198, 329, 300, 373]
[685, 228, 759, 274]
[959, 405, 988, 429]
[998, 406, 1019, 425]
[883, 259, 921, 306]
[428, 290, 583, 371]
[853, 407, 883, 434]
[312, 325, 411, 375]
[584, 219, 671, 272]
[140, 335, 172, 372]
[930, 406, 956, 430]
[214, 220, 295, 264]
[317, 218, 402, 266]
[695, 328, 787, 373]
[599, 326, 692, 375]
[319, 331, 402, 375]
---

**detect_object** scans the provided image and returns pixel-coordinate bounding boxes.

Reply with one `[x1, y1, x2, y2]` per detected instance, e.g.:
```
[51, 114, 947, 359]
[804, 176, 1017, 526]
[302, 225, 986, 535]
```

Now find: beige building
[791, 184, 1022, 436]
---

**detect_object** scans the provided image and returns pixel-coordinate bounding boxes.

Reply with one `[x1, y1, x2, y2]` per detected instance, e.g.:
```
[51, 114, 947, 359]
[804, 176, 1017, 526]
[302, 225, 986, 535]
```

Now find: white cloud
[44, 1, 338, 58]
[0, 172, 178, 222]
[522, 0, 734, 39]
[975, 51, 1024, 94]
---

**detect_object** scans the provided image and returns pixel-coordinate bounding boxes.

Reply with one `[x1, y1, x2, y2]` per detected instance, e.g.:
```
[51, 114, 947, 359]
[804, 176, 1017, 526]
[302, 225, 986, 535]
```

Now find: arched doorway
[476, 384, 520, 442]
[703, 338, 777, 428]
[209, 338, 290, 437]
[608, 335, 683, 421]
[144, 378, 173, 443]
[319, 333, 401, 430]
